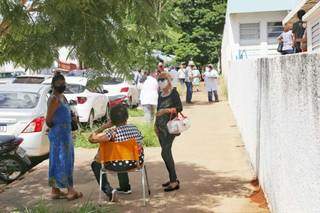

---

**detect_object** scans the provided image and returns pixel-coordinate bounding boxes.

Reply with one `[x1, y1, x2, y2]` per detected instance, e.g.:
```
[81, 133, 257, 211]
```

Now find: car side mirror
[69, 100, 77, 106]
[103, 89, 109, 94]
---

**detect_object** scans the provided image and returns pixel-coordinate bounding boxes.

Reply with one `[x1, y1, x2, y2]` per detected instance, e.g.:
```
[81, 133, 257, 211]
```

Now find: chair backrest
[99, 138, 139, 163]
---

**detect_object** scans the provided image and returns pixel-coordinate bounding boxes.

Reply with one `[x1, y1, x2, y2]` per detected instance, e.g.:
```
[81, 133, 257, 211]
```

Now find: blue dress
[48, 98, 74, 188]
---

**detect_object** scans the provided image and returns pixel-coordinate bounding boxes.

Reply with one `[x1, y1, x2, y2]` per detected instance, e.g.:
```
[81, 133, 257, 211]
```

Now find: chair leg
[141, 169, 146, 206]
[144, 165, 151, 196]
[99, 170, 103, 202]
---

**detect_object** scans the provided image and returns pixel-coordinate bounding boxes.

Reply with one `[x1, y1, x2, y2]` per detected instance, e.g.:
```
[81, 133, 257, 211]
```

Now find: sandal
[67, 192, 83, 201]
[51, 191, 67, 200]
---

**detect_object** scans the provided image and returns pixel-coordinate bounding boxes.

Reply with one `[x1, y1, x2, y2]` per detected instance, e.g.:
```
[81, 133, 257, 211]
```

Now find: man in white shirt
[169, 66, 179, 89]
[139, 72, 159, 123]
[178, 62, 186, 85]
[185, 61, 195, 103]
[203, 64, 219, 102]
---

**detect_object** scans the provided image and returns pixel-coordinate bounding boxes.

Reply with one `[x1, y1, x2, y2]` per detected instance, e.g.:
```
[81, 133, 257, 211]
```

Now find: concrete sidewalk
[0, 88, 268, 213]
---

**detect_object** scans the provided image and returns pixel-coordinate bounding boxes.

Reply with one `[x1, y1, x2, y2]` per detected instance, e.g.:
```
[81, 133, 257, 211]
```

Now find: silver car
[0, 84, 51, 156]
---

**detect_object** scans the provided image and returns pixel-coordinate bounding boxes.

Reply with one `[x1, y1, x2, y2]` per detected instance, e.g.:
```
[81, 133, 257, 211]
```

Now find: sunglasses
[158, 78, 167, 82]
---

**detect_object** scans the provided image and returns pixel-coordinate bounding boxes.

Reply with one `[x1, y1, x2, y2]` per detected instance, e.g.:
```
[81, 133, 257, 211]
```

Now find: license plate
[16, 147, 26, 158]
[0, 124, 7, 133]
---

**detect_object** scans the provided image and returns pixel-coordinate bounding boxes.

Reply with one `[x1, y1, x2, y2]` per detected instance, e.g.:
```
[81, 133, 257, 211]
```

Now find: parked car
[108, 94, 129, 108]
[0, 71, 25, 84]
[43, 77, 110, 129]
[102, 77, 139, 108]
[0, 84, 51, 156]
[12, 75, 51, 84]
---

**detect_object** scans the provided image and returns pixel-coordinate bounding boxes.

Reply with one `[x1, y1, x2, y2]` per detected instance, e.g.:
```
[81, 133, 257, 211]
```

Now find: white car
[0, 71, 25, 84]
[0, 84, 51, 156]
[102, 77, 139, 107]
[12, 75, 51, 84]
[44, 77, 109, 128]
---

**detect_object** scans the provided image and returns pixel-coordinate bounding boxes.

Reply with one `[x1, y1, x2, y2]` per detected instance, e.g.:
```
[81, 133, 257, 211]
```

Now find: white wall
[228, 53, 320, 213]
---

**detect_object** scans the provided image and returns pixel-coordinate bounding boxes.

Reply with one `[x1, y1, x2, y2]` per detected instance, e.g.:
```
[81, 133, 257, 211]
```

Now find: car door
[95, 86, 108, 117]
[87, 86, 104, 119]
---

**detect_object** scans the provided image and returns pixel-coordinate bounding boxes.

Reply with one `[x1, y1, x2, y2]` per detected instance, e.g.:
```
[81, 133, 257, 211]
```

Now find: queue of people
[45, 61, 219, 203]
[277, 9, 308, 55]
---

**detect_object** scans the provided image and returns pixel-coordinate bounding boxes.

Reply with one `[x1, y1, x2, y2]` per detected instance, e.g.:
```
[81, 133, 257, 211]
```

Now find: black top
[292, 21, 305, 39]
[155, 88, 183, 133]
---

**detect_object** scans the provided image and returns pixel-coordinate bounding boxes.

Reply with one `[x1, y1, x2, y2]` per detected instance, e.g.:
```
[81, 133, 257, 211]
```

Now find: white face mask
[158, 79, 169, 90]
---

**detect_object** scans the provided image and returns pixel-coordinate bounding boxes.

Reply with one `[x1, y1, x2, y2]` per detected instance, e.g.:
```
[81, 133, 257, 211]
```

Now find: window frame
[267, 22, 283, 44]
[239, 22, 261, 46]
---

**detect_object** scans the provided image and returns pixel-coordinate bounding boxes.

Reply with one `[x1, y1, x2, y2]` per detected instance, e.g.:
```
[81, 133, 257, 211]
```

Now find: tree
[0, 0, 174, 73]
[161, 0, 227, 66]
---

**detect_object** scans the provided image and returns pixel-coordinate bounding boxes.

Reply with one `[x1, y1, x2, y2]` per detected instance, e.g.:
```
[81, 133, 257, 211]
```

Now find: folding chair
[99, 138, 151, 206]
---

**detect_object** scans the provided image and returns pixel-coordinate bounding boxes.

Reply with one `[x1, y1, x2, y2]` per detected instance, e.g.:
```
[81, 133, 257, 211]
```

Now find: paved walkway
[0, 86, 268, 213]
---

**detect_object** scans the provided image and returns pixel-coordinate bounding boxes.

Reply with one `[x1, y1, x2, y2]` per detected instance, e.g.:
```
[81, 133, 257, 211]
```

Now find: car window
[0, 73, 14, 78]
[64, 84, 86, 94]
[13, 77, 45, 84]
[0, 92, 39, 109]
[103, 78, 123, 85]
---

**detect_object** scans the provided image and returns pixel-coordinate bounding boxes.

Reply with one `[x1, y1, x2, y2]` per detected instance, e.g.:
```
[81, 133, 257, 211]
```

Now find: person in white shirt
[192, 67, 201, 92]
[178, 63, 186, 85]
[140, 72, 159, 123]
[185, 61, 195, 103]
[277, 24, 294, 55]
[203, 64, 219, 102]
[169, 66, 179, 89]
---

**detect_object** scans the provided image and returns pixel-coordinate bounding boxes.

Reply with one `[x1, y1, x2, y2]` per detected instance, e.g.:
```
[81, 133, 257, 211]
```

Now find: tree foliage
[0, 0, 174, 72]
[161, 0, 227, 66]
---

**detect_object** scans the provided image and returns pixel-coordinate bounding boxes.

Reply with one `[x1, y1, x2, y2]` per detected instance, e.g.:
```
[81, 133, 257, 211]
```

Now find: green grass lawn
[128, 108, 144, 117]
[74, 109, 159, 148]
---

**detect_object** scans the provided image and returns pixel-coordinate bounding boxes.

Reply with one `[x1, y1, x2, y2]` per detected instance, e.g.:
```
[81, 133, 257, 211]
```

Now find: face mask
[158, 79, 169, 90]
[54, 85, 66, 93]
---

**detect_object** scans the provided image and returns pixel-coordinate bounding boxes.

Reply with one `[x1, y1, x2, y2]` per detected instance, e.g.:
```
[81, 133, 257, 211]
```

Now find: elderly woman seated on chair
[88, 104, 144, 202]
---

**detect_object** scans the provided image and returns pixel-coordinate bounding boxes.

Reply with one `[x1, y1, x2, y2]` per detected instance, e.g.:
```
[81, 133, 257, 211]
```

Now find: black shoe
[116, 187, 132, 194]
[162, 181, 170, 187]
[164, 182, 180, 192]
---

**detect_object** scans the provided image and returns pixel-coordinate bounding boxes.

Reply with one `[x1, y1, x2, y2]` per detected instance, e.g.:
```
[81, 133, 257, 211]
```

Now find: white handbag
[167, 112, 191, 135]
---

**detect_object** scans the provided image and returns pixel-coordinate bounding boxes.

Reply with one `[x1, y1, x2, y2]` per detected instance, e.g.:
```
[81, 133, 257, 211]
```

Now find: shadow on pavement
[0, 161, 252, 213]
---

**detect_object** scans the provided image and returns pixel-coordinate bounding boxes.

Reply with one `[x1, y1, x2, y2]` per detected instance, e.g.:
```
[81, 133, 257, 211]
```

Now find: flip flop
[51, 192, 67, 200]
[67, 192, 83, 201]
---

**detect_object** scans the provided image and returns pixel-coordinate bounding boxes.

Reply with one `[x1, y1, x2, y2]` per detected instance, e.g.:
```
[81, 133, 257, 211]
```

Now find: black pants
[208, 90, 219, 102]
[185, 82, 193, 103]
[91, 161, 130, 196]
[158, 132, 177, 182]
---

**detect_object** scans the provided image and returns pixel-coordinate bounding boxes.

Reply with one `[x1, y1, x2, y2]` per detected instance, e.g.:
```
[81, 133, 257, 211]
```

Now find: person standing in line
[169, 66, 179, 90]
[140, 71, 159, 123]
[155, 72, 182, 192]
[185, 61, 194, 104]
[192, 66, 201, 92]
[292, 9, 306, 53]
[133, 69, 142, 85]
[46, 73, 82, 200]
[203, 64, 219, 103]
[277, 23, 294, 55]
[157, 62, 165, 75]
[177, 62, 186, 94]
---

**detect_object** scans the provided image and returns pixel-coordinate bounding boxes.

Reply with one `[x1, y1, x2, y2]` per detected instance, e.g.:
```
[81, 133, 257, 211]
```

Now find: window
[267, 22, 283, 44]
[311, 21, 320, 51]
[0, 92, 39, 109]
[240, 23, 260, 45]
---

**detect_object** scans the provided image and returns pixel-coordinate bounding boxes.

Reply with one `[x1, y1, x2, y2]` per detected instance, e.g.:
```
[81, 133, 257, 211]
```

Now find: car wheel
[87, 110, 94, 129]
[103, 105, 110, 121]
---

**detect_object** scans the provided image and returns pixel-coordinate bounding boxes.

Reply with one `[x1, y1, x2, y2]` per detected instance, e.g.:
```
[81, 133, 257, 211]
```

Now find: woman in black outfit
[155, 72, 183, 192]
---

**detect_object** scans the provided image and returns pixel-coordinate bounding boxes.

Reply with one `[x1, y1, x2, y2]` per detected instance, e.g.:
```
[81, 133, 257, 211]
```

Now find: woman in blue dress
[46, 72, 82, 200]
